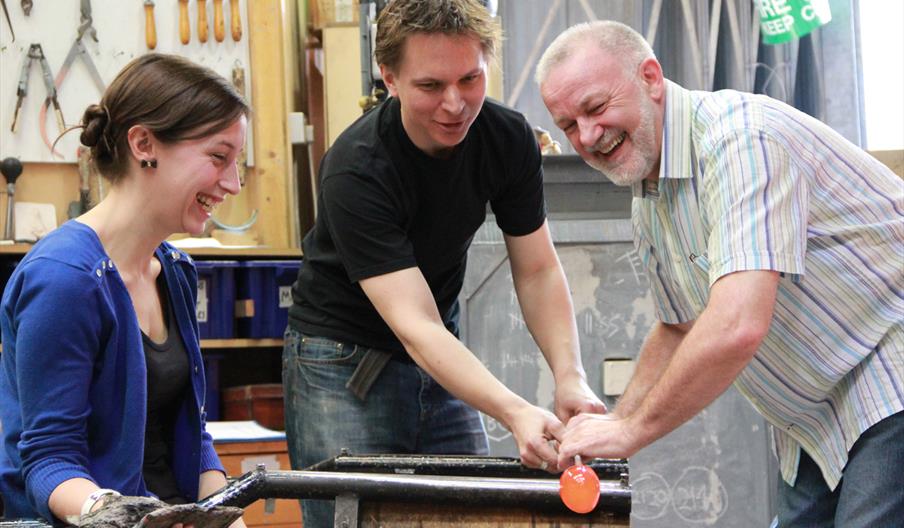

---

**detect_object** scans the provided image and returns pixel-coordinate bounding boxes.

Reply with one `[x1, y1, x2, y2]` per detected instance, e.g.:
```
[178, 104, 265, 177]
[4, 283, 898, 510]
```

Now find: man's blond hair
[535, 20, 654, 85]
[376, 0, 502, 70]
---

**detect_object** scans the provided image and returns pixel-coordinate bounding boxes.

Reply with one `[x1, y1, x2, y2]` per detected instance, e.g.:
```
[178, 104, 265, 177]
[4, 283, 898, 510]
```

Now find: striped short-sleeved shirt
[633, 80, 904, 489]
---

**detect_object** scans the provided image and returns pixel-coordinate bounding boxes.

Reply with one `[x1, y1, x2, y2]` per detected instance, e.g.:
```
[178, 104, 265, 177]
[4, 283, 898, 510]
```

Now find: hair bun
[80, 104, 109, 148]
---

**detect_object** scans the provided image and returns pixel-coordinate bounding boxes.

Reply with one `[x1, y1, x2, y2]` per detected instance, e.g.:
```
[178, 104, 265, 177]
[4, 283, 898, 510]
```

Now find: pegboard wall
[0, 0, 252, 163]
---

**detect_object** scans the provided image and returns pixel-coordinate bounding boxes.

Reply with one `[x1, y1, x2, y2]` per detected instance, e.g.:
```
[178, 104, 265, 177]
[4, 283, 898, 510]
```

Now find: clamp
[40, 0, 104, 157]
[10, 43, 64, 136]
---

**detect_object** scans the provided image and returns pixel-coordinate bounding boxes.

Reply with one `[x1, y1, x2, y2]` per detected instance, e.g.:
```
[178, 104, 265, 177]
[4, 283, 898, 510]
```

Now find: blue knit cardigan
[0, 221, 223, 523]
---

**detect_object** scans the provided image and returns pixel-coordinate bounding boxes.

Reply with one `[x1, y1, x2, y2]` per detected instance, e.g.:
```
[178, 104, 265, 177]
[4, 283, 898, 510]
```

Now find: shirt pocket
[689, 252, 711, 280]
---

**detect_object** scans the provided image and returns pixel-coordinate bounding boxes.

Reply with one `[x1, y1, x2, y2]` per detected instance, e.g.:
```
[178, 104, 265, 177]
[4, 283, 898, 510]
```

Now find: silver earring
[140, 159, 158, 169]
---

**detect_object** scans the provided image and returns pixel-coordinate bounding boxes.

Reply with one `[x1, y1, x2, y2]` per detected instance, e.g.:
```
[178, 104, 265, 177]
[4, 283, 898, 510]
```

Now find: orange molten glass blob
[559, 464, 601, 514]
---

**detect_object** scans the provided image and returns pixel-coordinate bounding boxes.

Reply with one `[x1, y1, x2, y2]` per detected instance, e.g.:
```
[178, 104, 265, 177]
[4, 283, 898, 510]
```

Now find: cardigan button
[194, 365, 199, 374]
[95, 269, 102, 277]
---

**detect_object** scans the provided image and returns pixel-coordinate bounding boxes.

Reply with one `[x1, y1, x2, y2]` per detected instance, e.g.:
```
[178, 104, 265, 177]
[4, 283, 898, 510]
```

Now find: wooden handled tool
[213, 0, 224, 42]
[197, 0, 208, 43]
[228, 0, 242, 42]
[144, 0, 157, 50]
[232, 61, 247, 186]
[230, 0, 241, 41]
[179, 0, 190, 44]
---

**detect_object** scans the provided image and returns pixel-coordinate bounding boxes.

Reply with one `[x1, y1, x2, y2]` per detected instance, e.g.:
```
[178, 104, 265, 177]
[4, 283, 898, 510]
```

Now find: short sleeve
[490, 117, 546, 236]
[702, 130, 808, 283]
[319, 169, 417, 282]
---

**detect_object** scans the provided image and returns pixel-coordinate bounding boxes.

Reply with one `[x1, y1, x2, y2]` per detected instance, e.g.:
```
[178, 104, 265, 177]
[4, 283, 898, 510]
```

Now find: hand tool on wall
[20, 0, 30, 16]
[39, 0, 104, 157]
[88, 149, 106, 206]
[144, 0, 156, 49]
[1, 158, 23, 241]
[229, 0, 241, 41]
[68, 147, 94, 218]
[178, 0, 189, 44]
[11, 44, 64, 139]
[1, 0, 14, 41]
[213, 0, 224, 42]
[231, 61, 247, 187]
[77, 0, 97, 41]
[197, 0, 208, 43]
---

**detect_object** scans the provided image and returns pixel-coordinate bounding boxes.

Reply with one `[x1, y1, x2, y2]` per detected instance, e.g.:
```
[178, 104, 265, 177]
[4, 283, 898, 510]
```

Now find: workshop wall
[0, 0, 301, 249]
[0, 0, 252, 164]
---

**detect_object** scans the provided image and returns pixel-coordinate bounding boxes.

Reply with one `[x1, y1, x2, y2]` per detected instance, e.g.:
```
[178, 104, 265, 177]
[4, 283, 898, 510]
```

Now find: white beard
[587, 95, 659, 187]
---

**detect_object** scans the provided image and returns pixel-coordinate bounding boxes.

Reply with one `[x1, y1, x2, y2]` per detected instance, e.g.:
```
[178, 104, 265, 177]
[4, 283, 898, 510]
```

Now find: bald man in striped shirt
[538, 20, 903, 527]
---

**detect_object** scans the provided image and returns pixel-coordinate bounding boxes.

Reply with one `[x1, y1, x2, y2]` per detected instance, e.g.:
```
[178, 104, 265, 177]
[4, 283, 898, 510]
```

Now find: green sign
[757, 0, 832, 44]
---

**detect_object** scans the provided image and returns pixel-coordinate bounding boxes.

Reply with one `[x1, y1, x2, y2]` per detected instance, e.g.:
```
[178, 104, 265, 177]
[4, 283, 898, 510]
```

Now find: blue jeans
[282, 328, 489, 528]
[776, 411, 904, 527]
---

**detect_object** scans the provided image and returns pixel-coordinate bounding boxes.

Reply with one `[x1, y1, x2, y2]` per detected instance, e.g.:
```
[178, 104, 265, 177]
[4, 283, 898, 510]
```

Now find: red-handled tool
[559, 455, 600, 514]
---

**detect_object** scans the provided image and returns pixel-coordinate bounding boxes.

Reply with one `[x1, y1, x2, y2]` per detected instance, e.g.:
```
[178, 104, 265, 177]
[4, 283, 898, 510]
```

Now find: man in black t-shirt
[284, 2, 605, 525]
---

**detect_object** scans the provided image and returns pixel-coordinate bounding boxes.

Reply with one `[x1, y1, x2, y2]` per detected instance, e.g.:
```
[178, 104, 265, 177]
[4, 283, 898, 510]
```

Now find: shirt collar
[632, 79, 694, 199]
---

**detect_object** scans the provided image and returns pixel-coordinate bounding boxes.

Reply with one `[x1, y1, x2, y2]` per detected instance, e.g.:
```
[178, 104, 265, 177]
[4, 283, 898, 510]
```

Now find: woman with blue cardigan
[0, 54, 249, 527]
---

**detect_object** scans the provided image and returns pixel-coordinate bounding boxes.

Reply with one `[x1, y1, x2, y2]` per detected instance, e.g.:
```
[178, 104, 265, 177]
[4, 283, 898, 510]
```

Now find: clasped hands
[515, 380, 641, 473]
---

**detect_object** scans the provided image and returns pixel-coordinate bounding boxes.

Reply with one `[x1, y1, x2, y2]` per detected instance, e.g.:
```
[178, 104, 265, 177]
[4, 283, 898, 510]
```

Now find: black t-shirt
[142, 272, 190, 504]
[288, 96, 545, 353]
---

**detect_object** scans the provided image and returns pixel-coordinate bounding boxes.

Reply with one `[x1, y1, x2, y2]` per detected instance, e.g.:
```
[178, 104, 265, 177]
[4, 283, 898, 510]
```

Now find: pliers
[39, 0, 105, 157]
[10, 43, 64, 135]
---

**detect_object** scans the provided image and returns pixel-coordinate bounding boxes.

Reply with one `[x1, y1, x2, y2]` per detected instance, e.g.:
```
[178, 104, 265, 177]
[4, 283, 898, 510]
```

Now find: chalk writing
[631, 467, 728, 523]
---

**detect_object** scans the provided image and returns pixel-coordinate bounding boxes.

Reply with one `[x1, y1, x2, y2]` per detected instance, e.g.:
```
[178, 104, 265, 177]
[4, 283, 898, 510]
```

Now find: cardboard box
[215, 439, 301, 527]
[311, 0, 359, 29]
[222, 384, 285, 431]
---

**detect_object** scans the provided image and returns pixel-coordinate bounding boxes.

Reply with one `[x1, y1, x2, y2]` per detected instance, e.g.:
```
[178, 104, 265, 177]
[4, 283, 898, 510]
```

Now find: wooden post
[246, 0, 298, 248]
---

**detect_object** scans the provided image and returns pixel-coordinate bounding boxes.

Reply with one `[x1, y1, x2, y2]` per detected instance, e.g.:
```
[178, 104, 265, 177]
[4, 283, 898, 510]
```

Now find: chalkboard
[0, 0, 252, 163]
[460, 217, 777, 527]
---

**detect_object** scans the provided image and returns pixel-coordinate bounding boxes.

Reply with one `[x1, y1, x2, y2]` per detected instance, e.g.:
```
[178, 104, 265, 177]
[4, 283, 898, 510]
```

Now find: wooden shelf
[2, 339, 283, 354]
[200, 338, 284, 349]
[0, 243, 301, 259]
[182, 247, 302, 258]
[0, 243, 34, 255]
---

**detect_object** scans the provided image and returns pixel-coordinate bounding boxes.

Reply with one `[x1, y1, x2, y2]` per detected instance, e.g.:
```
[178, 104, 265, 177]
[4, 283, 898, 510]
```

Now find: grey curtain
[500, 0, 865, 150]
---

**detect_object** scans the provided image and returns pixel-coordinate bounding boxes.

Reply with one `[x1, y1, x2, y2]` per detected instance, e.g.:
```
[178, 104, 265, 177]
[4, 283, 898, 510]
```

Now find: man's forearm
[613, 321, 688, 417]
[627, 271, 778, 447]
[513, 264, 585, 381]
[402, 320, 534, 427]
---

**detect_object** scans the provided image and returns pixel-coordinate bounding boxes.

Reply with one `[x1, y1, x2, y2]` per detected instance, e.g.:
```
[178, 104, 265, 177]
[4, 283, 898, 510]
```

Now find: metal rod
[315, 453, 629, 481]
[198, 467, 631, 514]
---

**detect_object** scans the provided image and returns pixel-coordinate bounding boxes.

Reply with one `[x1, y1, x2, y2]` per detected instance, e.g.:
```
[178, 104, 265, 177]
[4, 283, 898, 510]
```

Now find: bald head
[535, 20, 655, 87]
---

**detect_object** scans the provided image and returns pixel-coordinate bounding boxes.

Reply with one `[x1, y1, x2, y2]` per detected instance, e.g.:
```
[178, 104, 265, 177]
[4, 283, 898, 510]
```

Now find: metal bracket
[209, 209, 258, 232]
[334, 493, 360, 528]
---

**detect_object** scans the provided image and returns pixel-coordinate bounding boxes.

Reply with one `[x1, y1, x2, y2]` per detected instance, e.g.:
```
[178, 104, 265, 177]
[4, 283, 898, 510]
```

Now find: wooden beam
[247, 0, 298, 248]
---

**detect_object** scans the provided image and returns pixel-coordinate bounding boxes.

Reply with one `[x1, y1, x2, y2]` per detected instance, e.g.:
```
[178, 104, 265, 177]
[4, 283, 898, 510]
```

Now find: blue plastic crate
[194, 260, 240, 339]
[235, 260, 301, 338]
[202, 353, 223, 421]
